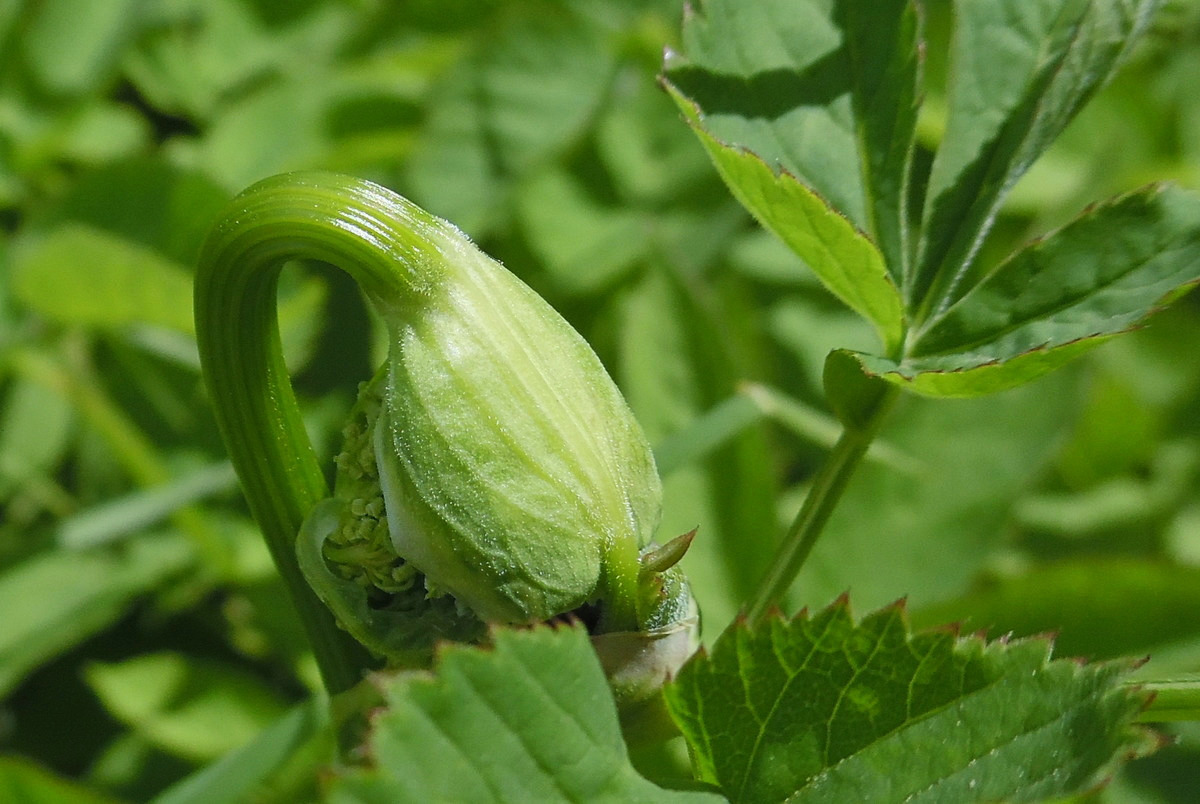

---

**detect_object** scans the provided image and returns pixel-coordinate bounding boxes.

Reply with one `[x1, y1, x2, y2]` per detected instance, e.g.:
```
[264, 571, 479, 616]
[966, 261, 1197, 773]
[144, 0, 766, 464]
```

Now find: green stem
[599, 538, 642, 633]
[194, 173, 447, 694]
[1133, 676, 1200, 722]
[745, 385, 899, 625]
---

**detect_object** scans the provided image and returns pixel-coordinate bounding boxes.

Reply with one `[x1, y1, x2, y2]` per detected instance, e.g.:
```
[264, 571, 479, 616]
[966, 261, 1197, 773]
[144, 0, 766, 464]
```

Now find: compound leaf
[664, 107, 903, 354]
[914, 0, 1158, 316]
[843, 184, 1200, 397]
[663, 0, 910, 352]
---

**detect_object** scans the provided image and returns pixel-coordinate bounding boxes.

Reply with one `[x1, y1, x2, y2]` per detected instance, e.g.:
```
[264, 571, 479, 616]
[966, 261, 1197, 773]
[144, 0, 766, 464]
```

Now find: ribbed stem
[194, 172, 448, 693]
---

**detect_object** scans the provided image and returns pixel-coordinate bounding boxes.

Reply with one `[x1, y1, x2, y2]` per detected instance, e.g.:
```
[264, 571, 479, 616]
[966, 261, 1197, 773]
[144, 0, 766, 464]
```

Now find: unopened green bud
[370, 221, 661, 628]
[199, 171, 701, 697]
[275, 173, 692, 658]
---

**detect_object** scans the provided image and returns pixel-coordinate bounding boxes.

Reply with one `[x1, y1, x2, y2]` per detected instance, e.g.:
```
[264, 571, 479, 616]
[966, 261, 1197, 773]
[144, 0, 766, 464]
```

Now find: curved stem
[745, 386, 899, 625]
[194, 173, 451, 693]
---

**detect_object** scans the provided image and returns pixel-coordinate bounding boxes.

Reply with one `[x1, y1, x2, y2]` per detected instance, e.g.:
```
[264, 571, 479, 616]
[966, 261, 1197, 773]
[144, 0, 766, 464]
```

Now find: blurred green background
[1, 0, 1199, 800]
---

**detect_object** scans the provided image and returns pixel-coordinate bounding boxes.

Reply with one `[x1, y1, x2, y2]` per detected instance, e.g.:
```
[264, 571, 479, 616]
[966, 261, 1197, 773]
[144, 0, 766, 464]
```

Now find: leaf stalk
[744, 385, 899, 625]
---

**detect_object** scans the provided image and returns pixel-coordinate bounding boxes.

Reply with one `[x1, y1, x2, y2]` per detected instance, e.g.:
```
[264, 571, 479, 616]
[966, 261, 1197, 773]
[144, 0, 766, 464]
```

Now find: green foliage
[83, 652, 289, 762]
[851, 185, 1200, 396]
[665, 0, 1200, 397]
[0, 756, 117, 804]
[328, 625, 722, 803]
[0, 533, 193, 698]
[2, 0, 1200, 801]
[666, 599, 1154, 803]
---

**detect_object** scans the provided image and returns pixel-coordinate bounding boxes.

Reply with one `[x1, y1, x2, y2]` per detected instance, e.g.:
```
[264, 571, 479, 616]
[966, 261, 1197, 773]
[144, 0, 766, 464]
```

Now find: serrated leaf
[663, 0, 909, 351]
[664, 0, 866, 227]
[840, 184, 1200, 397]
[837, 0, 922, 275]
[328, 625, 722, 804]
[914, 0, 1158, 316]
[663, 111, 903, 353]
[664, 599, 1154, 803]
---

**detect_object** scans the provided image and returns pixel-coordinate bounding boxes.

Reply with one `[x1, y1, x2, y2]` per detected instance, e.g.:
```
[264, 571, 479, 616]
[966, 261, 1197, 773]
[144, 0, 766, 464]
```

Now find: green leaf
[664, 112, 904, 353]
[0, 757, 116, 804]
[50, 160, 230, 266]
[56, 461, 237, 550]
[837, 0, 922, 275]
[594, 76, 717, 207]
[12, 224, 196, 334]
[793, 371, 1077, 612]
[0, 375, 73, 501]
[822, 348, 892, 432]
[0, 533, 194, 698]
[665, 599, 1155, 803]
[327, 625, 722, 803]
[516, 168, 650, 296]
[653, 394, 765, 478]
[186, 80, 336, 192]
[911, 559, 1200, 664]
[51, 101, 150, 165]
[406, 4, 615, 234]
[84, 652, 290, 763]
[151, 699, 329, 804]
[914, 0, 1158, 315]
[617, 267, 779, 639]
[842, 184, 1200, 397]
[663, 0, 908, 352]
[664, 0, 866, 227]
[20, 0, 142, 95]
[121, 0, 357, 122]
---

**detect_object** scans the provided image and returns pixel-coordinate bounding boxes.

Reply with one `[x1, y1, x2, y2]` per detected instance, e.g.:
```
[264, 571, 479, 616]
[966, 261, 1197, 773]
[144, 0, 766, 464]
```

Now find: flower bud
[299, 180, 688, 654]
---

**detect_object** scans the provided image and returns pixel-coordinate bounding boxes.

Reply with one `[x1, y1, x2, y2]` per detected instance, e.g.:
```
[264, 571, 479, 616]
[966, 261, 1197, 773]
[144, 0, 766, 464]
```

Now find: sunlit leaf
[666, 598, 1155, 802]
[327, 625, 722, 803]
[914, 0, 1158, 314]
[843, 185, 1200, 397]
[13, 224, 195, 334]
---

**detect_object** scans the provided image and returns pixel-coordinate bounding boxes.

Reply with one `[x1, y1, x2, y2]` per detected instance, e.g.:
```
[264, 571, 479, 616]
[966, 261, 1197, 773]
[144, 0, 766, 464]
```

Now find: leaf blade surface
[847, 184, 1200, 396]
[665, 600, 1153, 803]
[330, 625, 722, 803]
